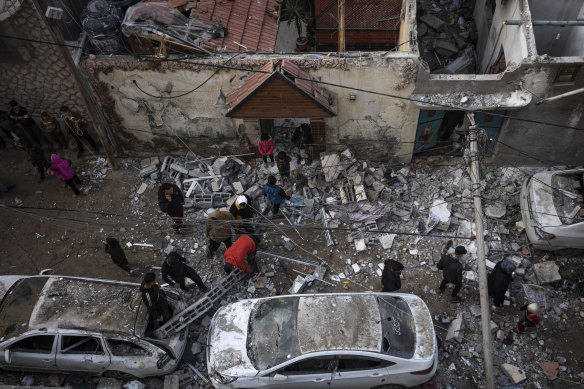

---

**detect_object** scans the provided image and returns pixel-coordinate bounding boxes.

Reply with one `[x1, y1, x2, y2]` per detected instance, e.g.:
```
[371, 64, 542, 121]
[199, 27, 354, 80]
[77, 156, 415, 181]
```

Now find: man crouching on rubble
[162, 252, 209, 293]
[223, 234, 260, 275]
[141, 272, 172, 335]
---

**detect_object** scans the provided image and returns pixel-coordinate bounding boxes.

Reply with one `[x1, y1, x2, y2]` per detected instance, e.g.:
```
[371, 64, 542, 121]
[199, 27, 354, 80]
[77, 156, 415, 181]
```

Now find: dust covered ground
[0, 146, 583, 388]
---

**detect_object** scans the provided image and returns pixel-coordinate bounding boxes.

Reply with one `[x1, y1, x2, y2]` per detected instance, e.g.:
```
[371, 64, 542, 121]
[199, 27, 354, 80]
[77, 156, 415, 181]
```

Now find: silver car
[0, 275, 188, 379]
[207, 293, 437, 389]
[520, 168, 584, 250]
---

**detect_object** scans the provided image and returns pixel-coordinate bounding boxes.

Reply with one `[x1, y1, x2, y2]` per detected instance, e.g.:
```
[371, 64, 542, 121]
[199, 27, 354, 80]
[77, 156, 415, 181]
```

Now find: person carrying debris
[141, 272, 172, 332]
[39, 109, 67, 149]
[437, 245, 466, 302]
[381, 259, 404, 292]
[488, 260, 516, 307]
[291, 123, 314, 164]
[105, 237, 136, 275]
[517, 303, 540, 334]
[223, 235, 260, 275]
[48, 153, 80, 197]
[258, 133, 275, 168]
[263, 175, 290, 216]
[276, 151, 292, 187]
[162, 252, 209, 293]
[158, 182, 184, 235]
[204, 209, 236, 259]
[229, 194, 255, 234]
[60, 105, 99, 157]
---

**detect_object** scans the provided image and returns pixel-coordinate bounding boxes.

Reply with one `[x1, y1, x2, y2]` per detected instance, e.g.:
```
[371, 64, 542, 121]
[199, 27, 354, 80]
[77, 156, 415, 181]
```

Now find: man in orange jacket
[223, 235, 260, 275]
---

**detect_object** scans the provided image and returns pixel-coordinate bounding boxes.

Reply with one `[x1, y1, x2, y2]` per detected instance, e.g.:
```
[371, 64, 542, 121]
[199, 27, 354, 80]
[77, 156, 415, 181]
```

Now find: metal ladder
[155, 268, 246, 338]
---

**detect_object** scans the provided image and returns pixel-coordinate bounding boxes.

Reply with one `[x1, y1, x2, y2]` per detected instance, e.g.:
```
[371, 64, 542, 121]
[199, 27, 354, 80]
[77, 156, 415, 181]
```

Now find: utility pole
[32, 0, 118, 169]
[466, 112, 495, 389]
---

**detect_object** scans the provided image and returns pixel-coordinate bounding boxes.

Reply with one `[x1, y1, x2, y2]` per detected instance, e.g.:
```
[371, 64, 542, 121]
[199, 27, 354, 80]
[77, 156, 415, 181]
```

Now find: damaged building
[0, 0, 582, 164]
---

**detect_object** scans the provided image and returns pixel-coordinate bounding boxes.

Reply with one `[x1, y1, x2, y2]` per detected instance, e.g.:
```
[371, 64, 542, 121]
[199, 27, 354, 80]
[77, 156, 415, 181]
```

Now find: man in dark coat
[291, 123, 314, 164]
[229, 194, 255, 234]
[158, 183, 184, 235]
[140, 272, 172, 333]
[488, 261, 516, 307]
[437, 245, 466, 301]
[161, 252, 209, 292]
[105, 236, 134, 274]
[381, 259, 404, 292]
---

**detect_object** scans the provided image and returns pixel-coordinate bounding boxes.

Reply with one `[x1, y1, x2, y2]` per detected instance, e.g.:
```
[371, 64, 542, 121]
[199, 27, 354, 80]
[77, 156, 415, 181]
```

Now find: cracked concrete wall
[0, 0, 86, 119]
[83, 55, 420, 161]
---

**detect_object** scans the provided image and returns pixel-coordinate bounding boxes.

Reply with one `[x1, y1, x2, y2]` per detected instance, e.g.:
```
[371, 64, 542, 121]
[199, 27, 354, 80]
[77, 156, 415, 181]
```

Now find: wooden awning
[225, 59, 335, 118]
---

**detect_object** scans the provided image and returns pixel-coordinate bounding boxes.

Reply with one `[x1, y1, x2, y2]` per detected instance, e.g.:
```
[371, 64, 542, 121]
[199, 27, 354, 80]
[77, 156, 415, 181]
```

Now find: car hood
[528, 171, 561, 227]
[208, 299, 259, 377]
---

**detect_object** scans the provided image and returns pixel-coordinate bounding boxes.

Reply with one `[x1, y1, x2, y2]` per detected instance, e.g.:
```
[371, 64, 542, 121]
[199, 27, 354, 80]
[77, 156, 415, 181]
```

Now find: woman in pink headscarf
[48, 153, 80, 197]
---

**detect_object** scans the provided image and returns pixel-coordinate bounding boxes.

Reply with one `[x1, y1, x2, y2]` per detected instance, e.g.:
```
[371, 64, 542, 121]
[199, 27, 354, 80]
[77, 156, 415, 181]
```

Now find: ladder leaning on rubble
[154, 268, 246, 338]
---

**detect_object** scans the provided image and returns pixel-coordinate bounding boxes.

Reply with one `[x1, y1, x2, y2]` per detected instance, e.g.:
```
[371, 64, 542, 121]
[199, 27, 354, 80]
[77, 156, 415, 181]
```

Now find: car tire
[103, 370, 139, 381]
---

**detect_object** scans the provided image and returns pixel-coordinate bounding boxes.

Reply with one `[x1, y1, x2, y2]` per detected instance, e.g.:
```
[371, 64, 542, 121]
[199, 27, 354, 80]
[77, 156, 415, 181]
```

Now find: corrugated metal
[187, 0, 279, 53]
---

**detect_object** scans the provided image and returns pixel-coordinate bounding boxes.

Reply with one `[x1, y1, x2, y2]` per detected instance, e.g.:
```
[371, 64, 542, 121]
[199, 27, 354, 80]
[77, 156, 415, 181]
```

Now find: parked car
[520, 168, 584, 250]
[0, 275, 188, 379]
[207, 293, 437, 389]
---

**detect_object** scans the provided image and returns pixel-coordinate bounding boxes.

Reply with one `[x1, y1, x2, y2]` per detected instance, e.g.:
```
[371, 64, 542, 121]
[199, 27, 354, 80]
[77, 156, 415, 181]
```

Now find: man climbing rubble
[488, 260, 516, 307]
[229, 194, 255, 234]
[141, 272, 172, 335]
[223, 234, 260, 275]
[161, 252, 209, 293]
[158, 182, 184, 235]
[204, 209, 236, 259]
[437, 244, 466, 302]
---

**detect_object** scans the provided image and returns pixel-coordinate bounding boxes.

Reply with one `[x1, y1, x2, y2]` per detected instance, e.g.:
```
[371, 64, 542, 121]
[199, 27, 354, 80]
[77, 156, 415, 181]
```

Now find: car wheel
[103, 370, 139, 381]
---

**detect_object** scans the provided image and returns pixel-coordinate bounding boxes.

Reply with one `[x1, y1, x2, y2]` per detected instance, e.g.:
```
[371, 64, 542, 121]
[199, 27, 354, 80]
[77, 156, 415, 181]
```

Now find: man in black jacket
[488, 261, 516, 307]
[161, 252, 209, 293]
[437, 245, 466, 301]
[158, 183, 184, 235]
[229, 194, 255, 234]
[140, 272, 172, 334]
[381, 259, 404, 292]
[291, 123, 314, 164]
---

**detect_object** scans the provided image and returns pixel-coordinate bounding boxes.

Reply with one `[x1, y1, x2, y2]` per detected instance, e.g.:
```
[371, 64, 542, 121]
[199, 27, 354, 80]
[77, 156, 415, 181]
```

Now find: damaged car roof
[0, 276, 146, 341]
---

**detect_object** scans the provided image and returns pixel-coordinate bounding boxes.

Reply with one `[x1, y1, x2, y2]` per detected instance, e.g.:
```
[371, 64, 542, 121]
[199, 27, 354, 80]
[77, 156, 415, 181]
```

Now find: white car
[520, 168, 584, 250]
[207, 293, 437, 389]
[0, 275, 188, 379]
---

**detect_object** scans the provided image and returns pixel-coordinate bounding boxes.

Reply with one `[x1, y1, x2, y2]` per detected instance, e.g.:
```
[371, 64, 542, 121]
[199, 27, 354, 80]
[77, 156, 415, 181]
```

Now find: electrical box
[45, 6, 63, 20]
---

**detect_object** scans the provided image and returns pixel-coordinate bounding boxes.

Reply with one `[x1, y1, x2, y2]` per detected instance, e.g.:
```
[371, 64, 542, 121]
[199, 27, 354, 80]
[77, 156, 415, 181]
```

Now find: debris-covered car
[520, 168, 584, 250]
[207, 293, 437, 388]
[0, 275, 187, 379]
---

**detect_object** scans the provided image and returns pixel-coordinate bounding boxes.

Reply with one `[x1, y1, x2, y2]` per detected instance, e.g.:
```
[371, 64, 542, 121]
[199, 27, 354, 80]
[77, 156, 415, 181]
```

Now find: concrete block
[163, 244, 175, 255]
[352, 263, 361, 274]
[501, 363, 527, 385]
[164, 375, 180, 389]
[354, 238, 367, 252]
[303, 198, 315, 212]
[232, 181, 244, 194]
[212, 157, 227, 175]
[170, 163, 188, 175]
[194, 194, 213, 208]
[289, 275, 308, 294]
[485, 202, 506, 218]
[379, 234, 396, 250]
[534, 262, 561, 284]
[321, 153, 342, 182]
[137, 182, 148, 195]
[420, 14, 445, 30]
[445, 314, 464, 342]
[245, 184, 263, 199]
[97, 377, 122, 389]
[139, 165, 158, 177]
[469, 305, 481, 317]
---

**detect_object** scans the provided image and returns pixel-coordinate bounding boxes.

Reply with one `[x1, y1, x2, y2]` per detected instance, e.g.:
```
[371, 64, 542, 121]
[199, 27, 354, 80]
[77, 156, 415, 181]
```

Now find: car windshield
[0, 278, 49, 341]
[377, 296, 415, 359]
[552, 172, 584, 225]
[247, 297, 301, 371]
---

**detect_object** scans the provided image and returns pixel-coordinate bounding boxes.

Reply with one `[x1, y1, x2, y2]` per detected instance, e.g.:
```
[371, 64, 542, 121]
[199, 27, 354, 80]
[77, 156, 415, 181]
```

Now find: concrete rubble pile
[416, 0, 478, 73]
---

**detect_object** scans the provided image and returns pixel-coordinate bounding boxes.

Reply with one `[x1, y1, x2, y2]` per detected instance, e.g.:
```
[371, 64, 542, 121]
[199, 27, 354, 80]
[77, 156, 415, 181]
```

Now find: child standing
[276, 151, 291, 187]
[258, 133, 274, 168]
[263, 175, 290, 215]
[48, 153, 80, 197]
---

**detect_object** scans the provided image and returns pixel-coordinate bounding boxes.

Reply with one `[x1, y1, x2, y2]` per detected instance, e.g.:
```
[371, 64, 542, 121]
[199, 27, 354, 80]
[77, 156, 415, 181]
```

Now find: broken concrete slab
[501, 363, 527, 385]
[379, 234, 396, 250]
[352, 263, 361, 274]
[533, 262, 561, 284]
[485, 202, 506, 218]
[137, 182, 148, 195]
[430, 199, 451, 231]
[420, 14, 446, 30]
[354, 238, 366, 252]
[445, 313, 464, 342]
[321, 153, 342, 182]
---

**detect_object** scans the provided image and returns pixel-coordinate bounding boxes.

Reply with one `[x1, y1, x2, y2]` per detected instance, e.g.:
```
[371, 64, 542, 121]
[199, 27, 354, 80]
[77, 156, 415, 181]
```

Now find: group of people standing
[382, 241, 540, 334]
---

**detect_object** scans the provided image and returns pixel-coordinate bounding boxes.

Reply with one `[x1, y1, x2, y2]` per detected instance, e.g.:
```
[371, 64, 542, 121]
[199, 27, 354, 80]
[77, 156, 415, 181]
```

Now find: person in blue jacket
[263, 175, 290, 216]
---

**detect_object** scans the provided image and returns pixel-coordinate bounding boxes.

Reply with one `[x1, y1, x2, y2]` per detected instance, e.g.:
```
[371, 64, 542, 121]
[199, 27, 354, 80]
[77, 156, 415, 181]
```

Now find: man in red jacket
[223, 235, 260, 275]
